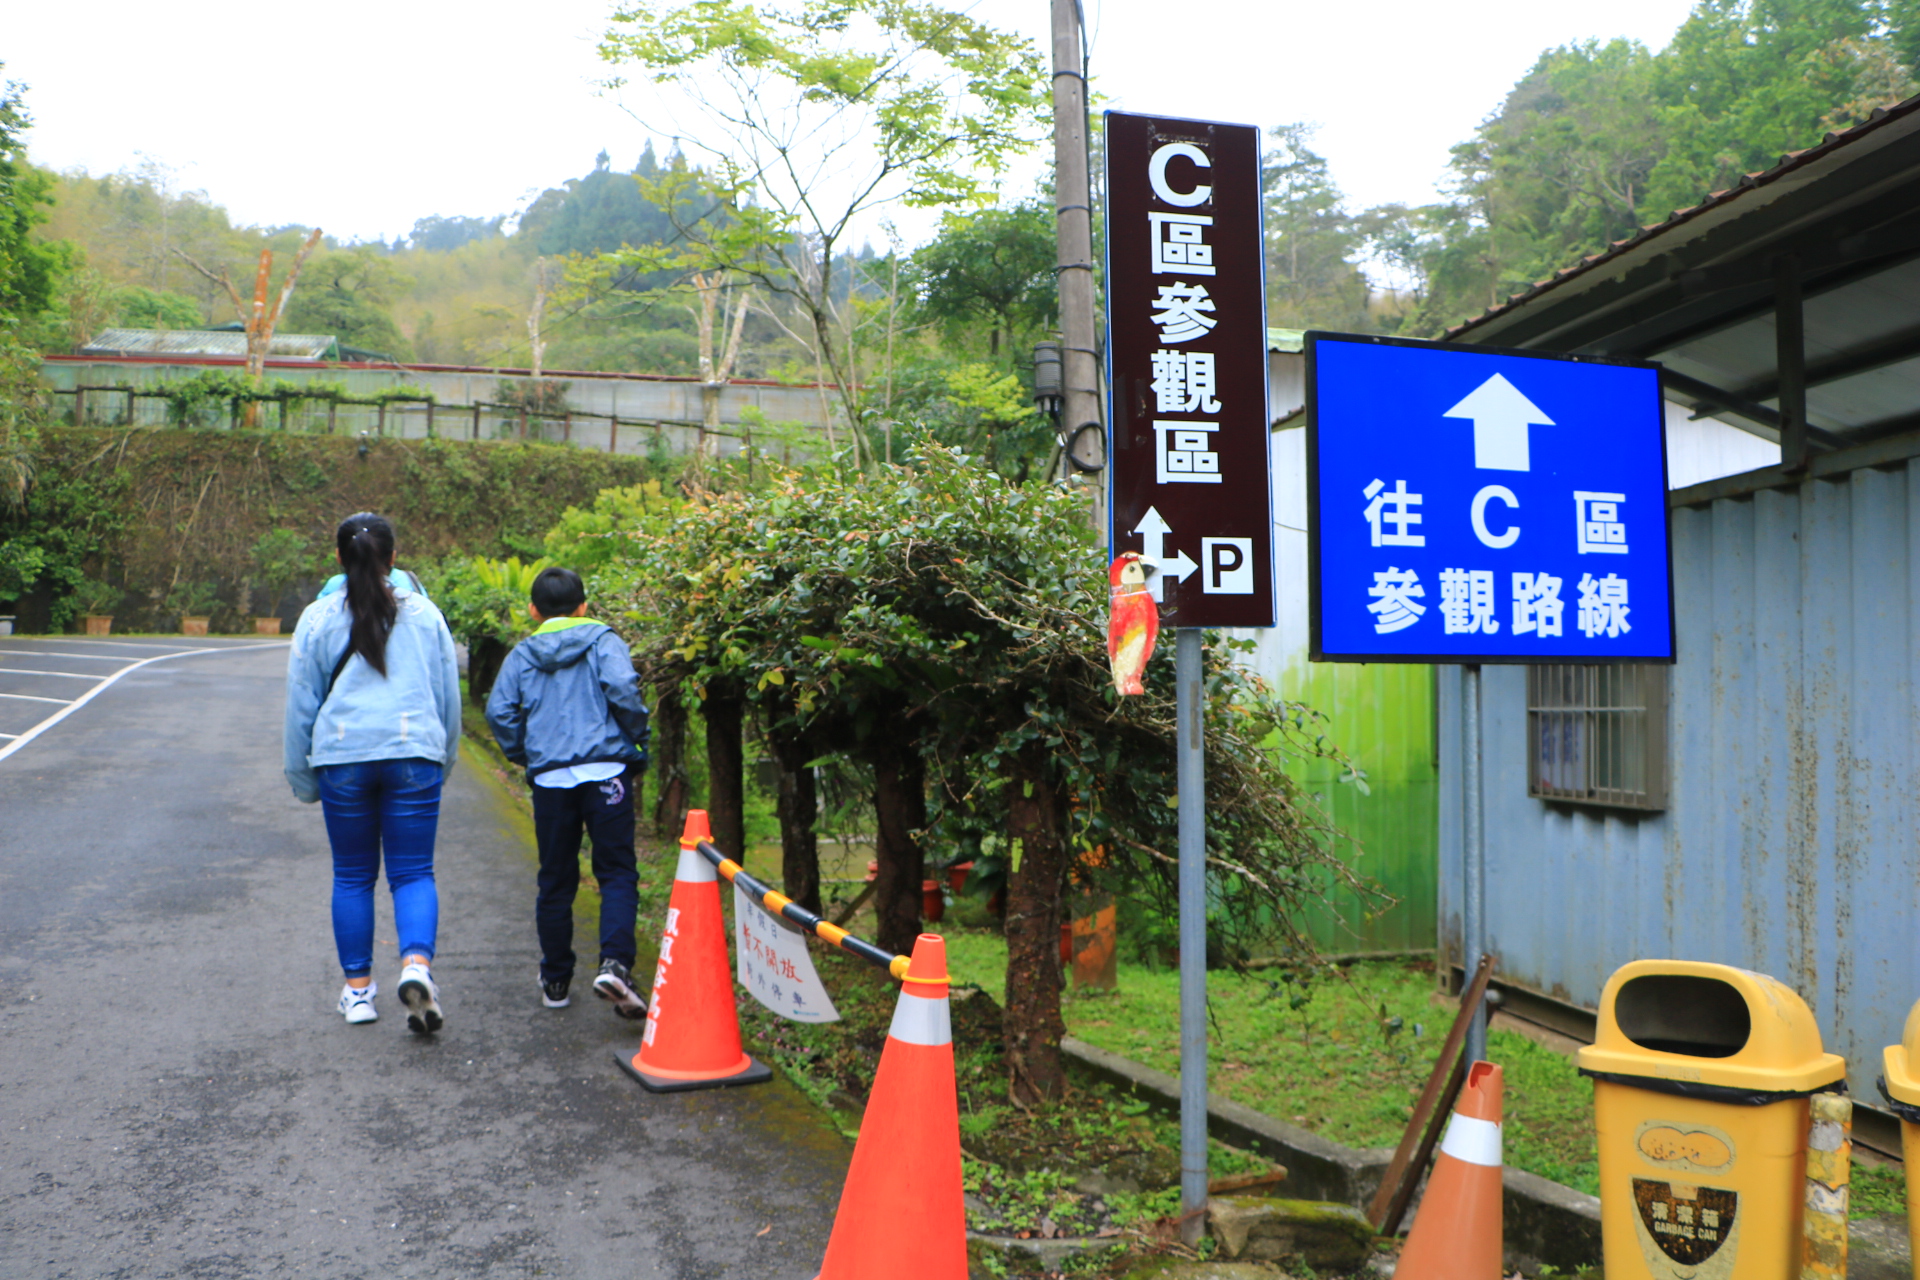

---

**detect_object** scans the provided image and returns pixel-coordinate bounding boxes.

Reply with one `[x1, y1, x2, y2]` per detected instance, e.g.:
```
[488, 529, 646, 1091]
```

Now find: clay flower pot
[921, 879, 945, 924]
[948, 861, 974, 894]
[180, 616, 210, 638]
[83, 615, 113, 636]
[254, 617, 282, 636]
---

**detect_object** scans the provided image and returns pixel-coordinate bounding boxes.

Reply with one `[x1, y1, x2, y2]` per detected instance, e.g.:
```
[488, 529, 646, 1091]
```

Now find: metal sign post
[1104, 110, 1275, 1244]
[1462, 663, 1486, 1063]
[1174, 628, 1207, 1232]
[1304, 333, 1673, 1057]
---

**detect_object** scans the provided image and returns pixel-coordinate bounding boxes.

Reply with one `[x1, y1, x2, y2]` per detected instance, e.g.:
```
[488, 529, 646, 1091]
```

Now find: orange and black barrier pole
[691, 837, 911, 979]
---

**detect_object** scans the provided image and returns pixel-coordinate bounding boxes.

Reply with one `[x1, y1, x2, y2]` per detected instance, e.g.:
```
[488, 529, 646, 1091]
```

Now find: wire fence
[47, 384, 818, 466]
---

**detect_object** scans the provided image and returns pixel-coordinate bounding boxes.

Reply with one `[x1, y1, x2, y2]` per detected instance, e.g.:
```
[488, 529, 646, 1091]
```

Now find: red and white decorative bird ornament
[1107, 551, 1159, 696]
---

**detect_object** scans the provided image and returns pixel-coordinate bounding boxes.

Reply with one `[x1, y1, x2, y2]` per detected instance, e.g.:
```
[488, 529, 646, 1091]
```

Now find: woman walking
[284, 513, 461, 1032]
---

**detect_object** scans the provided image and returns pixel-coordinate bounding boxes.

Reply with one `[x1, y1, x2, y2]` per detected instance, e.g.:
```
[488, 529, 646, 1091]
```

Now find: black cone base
[614, 1047, 774, 1093]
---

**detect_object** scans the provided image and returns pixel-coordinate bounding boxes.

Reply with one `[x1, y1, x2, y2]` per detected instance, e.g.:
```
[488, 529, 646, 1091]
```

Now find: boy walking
[486, 567, 651, 1017]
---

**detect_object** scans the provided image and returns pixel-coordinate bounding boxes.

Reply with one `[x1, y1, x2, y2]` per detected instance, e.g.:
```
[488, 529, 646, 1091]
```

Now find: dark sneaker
[592, 959, 648, 1020]
[397, 962, 444, 1035]
[541, 975, 571, 1009]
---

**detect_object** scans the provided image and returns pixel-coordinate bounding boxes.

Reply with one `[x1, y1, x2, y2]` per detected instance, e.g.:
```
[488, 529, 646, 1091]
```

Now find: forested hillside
[1279, 0, 1920, 334]
[9, 0, 1920, 380]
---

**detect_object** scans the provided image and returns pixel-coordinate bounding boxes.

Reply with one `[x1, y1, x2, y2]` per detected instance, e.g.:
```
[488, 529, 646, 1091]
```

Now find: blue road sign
[1307, 333, 1673, 663]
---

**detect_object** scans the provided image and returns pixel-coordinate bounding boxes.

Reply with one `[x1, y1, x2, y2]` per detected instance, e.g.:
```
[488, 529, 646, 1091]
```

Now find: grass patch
[946, 929, 1916, 1212]
[954, 930, 1910, 1222]
[1854, 1159, 1911, 1220]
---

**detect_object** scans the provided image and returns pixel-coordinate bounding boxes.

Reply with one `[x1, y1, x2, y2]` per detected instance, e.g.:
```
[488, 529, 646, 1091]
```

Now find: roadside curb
[1061, 1036, 1602, 1271]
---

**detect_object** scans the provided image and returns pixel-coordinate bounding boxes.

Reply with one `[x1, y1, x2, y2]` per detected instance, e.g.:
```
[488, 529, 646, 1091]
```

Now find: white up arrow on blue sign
[1443, 373, 1555, 472]
[1306, 333, 1672, 663]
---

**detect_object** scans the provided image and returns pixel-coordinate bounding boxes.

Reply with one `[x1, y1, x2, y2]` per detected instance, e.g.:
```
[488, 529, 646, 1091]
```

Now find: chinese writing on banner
[733, 884, 840, 1023]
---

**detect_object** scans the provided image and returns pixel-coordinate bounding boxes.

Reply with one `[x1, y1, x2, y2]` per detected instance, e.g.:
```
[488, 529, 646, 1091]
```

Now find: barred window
[1527, 664, 1668, 811]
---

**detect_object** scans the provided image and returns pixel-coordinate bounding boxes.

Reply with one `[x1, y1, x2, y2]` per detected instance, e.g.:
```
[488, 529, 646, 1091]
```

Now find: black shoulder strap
[325, 645, 354, 700]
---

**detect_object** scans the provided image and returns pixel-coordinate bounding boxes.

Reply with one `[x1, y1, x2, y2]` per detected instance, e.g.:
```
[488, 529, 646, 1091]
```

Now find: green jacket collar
[534, 616, 600, 635]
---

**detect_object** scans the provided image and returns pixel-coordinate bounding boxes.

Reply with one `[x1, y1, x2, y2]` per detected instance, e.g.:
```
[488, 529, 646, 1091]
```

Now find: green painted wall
[1279, 660, 1438, 952]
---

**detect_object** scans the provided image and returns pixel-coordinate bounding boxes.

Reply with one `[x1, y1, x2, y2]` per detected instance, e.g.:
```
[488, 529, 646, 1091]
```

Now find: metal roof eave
[1447, 95, 1920, 357]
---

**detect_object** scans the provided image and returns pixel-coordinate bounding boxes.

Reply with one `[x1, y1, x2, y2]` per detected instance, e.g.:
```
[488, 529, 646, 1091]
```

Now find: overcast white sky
[6, 0, 1699, 247]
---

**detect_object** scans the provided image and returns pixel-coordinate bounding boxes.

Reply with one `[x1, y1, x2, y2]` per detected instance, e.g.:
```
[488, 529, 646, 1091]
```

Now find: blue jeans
[317, 758, 442, 979]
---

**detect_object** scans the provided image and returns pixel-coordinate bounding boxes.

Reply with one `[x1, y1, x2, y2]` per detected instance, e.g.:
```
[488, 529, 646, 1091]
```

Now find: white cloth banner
[733, 883, 840, 1023]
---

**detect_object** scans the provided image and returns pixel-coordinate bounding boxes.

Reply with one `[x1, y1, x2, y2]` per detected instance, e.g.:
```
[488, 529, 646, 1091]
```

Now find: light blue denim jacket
[283, 579, 462, 803]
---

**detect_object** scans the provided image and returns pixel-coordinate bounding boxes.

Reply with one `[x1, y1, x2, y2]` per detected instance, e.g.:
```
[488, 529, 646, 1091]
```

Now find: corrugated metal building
[1432, 91, 1920, 1136]
[1250, 336, 1773, 953]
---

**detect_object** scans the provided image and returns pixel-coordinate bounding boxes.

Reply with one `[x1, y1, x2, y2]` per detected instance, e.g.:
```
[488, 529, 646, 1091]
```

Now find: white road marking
[0, 668, 110, 680]
[12, 641, 199, 653]
[0, 643, 283, 763]
[0, 650, 171, 662]
[0, 692, 74, 704]
[0, 732, 17, 738]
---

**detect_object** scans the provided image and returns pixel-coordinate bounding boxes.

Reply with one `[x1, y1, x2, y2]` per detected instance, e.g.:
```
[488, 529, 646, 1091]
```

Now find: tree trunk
[1003, 745, 1068, 1106]
[768, 723, 822, 914]
[704, 676, 746, 860]
[468, 638, 510, 707]
[870, 744, 927, 958]
[650, 686, 690, 838]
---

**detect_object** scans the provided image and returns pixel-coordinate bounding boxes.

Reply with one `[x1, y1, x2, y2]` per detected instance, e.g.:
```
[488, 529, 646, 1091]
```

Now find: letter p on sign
[1203, 538, 1255, 593]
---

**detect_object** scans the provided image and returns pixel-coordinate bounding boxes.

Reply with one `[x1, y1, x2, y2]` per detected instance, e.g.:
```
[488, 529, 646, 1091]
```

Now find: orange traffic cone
[616, 810, 772, 1093]
[817, 933, 967, 1280]
[1397, 1060, 1505, 1279]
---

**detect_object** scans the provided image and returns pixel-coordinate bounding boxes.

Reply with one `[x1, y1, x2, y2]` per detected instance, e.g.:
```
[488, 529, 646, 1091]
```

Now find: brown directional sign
[1105, 111, 1274, 629]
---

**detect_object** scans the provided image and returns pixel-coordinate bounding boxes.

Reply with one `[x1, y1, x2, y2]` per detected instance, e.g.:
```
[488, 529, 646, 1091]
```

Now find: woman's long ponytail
[335, 512, 398, 676]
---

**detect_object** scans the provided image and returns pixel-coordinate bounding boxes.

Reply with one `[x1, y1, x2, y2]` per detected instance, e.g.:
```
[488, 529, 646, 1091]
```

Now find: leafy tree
[1376, 0, 1920, 335]
[0, 75, 63, 327]
[0, 71, 61, 515]
[1263, 125, 1376, 331]
[887, 354, 1050, 480]
[281, 246, 414, 358]
[426, 554, 550, 703]
[597, 0, 1050, 467]
[526, 145, 684, 259]
[600, 440, 1363, 1103]
[1641, 0, 1893, 216]
[407, 214, 505, 254]
[908, 200, 1055, 358]
[117, 284, 203, 329]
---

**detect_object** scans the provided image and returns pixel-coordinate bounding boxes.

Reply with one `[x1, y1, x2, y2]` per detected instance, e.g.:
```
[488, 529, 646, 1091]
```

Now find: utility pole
[1051, 0, 1105, 534]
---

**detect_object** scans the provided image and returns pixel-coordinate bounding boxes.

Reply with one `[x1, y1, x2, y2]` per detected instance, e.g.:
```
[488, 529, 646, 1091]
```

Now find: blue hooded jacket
[485, 619, 650, 780]
[284, 577, 462, 803]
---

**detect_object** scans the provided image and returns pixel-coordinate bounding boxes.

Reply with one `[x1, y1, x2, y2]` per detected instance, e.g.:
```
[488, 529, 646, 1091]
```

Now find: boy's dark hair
[531, 566, 587, 617]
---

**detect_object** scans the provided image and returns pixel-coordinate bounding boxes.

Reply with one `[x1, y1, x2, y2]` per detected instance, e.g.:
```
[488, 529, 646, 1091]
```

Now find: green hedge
[0, 425, 661, 632]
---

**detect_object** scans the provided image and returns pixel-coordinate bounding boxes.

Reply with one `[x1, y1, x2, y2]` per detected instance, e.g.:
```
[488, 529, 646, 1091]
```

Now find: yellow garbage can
[1577, 959, 1847, 1279]
[1876, 996, 1920, 1259]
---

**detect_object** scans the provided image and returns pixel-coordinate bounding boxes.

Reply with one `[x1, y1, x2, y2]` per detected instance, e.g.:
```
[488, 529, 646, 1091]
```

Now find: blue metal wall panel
[1441, 465, 1920, 1096]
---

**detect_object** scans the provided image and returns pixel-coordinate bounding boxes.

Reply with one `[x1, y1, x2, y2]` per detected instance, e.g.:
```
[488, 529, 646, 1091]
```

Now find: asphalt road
[0, 637, 848, 1278]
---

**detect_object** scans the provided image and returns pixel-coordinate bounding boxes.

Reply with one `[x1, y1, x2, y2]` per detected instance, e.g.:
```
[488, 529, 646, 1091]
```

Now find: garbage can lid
[1882, 998, 1920, 1107]
[1576, 959, 1845, 1094]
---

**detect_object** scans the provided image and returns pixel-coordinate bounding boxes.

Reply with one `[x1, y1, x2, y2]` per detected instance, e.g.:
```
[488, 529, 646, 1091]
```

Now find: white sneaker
[339, 981, 378, 1025]
[396, 963, 443, 1035]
